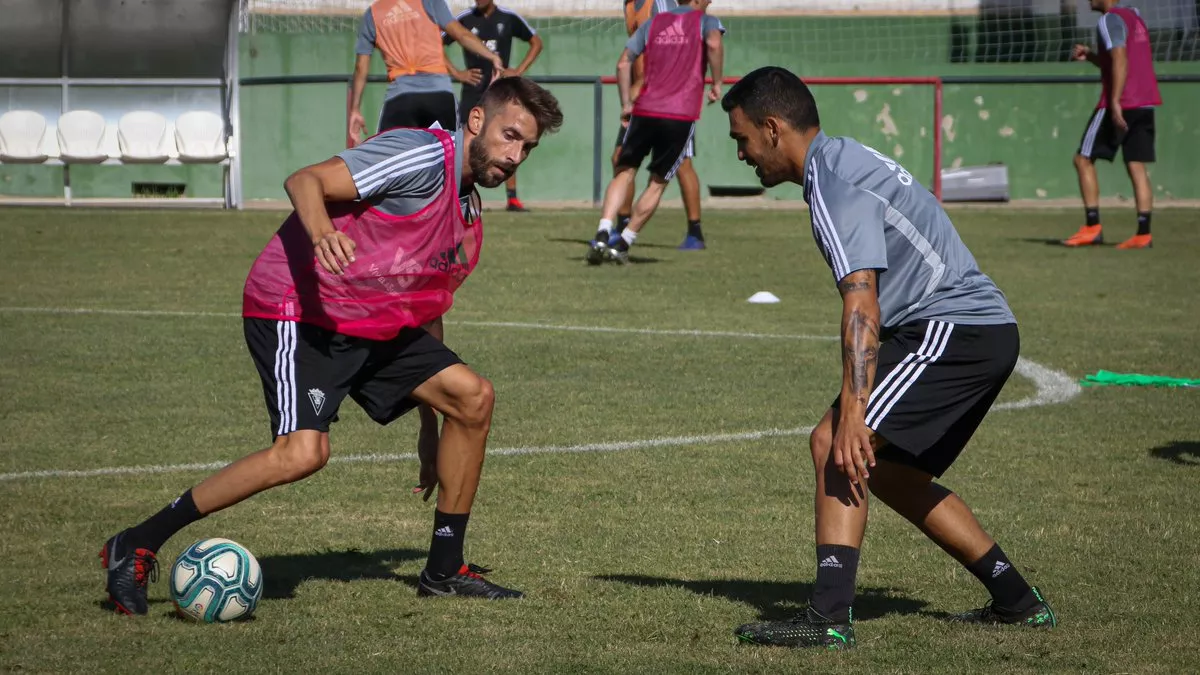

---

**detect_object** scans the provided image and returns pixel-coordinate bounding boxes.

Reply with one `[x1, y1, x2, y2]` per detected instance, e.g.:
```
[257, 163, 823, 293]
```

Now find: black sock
[965, 543, 1036, 611]
[686, 219, 704, 240]
[810, 544, 859, 622]
[1085, 207, 1101, 227]
[124, 489, 204, 553]
[506, 188, 518, 200]
[1136, 211, 1151, 235]
[426, 510, 470, 580]
[617, 215, 631, 233]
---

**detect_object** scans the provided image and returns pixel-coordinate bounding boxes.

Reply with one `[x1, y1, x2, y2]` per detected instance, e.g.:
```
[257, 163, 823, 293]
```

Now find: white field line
[0, 427, 814, 483]
[0, 306, 839, 342]
[0, 305, 1081, 482]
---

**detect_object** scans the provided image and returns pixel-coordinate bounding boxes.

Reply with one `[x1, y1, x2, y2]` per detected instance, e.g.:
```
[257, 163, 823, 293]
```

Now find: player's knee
[1073, 153, 1092, 170]
[447, 374, 495, 429]
[809, 424, 833, 468]
[270, 432, 330, 482]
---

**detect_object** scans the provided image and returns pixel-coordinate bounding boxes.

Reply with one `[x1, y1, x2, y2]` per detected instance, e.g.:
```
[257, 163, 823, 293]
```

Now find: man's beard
[469, 138, 514, 189]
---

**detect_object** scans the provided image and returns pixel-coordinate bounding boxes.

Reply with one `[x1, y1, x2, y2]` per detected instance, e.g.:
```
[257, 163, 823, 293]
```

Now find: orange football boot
[1063, 224, 1103, 247]
[1116, 233, 1152, 249]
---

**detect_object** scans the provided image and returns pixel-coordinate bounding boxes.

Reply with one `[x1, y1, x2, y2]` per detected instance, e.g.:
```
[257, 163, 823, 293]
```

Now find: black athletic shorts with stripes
[615, 120, 696, 158]
[615, 114, 696, 181]
[378, 91, 459, 133]
[1077, 106, 1155, 163]
[832, 320, 1020, 477]
[243, 318, 462, 439]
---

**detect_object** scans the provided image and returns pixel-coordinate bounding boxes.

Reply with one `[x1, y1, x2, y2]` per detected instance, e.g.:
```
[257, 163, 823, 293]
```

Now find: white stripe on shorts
[1080, 108, 1105, 158]
[274, 321, 298, 436]
[664, 122, 696, 180]
[865, 321, 955, 429]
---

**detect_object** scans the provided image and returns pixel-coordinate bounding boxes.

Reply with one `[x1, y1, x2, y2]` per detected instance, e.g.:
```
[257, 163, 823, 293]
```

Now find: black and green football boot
[950, 586, 1057, 628]
[734, 606, 855, 650]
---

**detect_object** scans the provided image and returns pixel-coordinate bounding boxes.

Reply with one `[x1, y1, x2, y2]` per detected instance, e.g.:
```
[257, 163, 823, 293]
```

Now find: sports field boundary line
[0, 305, 1082, 482]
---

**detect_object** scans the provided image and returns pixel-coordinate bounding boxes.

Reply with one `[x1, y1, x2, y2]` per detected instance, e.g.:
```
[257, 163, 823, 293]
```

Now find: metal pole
[593, 79, 603, 207]
[227, 0, 244, 209]
[61, 0, 70, 205]
[933, 78, 943, 201]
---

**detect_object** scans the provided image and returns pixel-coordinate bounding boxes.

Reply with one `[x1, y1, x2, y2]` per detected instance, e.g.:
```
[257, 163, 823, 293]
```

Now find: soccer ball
[170, 538, 263, 623]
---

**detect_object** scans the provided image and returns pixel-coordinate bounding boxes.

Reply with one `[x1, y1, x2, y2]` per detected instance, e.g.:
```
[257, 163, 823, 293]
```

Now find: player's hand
[347, 109, 366, 148]
[313, 231, 357, 275]
[621, 102, 633, 122]
[456, 68, 484, 86]
[707, 84, 722, 104]
[832, 413, 875, 486]
[500, 68, 522, 79]
[412, 421, 439, 502]
[489, 55, 506, 79]
[1110, 102, 1127, 131]
[1072, 44, 1091, 61]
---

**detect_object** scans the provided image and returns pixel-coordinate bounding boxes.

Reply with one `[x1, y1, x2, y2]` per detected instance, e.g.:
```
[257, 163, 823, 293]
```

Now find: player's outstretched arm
[284, 157, 360, 275]
[616, 48, 636, 114]
[705, 29, 725, 103]
[834, 269, 881, 486]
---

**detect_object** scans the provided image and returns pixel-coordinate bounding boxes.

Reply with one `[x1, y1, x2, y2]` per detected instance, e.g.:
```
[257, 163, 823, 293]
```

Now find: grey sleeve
[626, 22, 651, 58]
[337, 129, 446, 201]
[1099, 13, 1127, 50]
[423, 0, 456, 29]
[355, 8, 376, 56]
[651, 0, 679, 15]
[703, 15, 726, 35]
[808, 162, 889, 283]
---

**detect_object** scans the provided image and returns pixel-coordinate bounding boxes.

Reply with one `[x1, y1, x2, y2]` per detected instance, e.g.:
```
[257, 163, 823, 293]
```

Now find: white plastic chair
[118, 111, 171, 163]
[174, 111, 227, 163]
[0, 110, 50, 163]
[56, 110, 109, 163]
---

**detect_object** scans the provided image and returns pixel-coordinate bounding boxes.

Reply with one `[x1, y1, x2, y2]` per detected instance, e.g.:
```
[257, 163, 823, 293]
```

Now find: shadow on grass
[595, 574, 933, 621]
[258, 547, 425, 599]
[1016, 237, 1114, 247]
[1149, 441, 1200, 466]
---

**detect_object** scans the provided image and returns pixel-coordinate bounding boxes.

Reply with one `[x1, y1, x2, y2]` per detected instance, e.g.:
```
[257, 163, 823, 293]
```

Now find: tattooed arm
[833, 269, 881, 485]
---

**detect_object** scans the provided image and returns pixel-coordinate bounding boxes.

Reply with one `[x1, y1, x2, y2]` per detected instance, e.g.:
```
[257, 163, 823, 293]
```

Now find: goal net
[245, 0, 1200, 63]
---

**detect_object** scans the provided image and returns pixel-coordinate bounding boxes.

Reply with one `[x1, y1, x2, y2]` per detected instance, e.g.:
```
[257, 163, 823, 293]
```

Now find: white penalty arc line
[0, 306, 839, 342]
[0, 305, 1081, 482]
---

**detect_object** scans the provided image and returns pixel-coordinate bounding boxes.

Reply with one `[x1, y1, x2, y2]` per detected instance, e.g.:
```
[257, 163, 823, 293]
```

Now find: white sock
[598, 218, 613, 234]
[621, 228, 638, 246]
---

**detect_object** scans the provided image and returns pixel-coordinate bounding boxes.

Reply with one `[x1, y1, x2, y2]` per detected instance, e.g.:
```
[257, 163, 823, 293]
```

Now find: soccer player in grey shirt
[720, 67, 1056, 649]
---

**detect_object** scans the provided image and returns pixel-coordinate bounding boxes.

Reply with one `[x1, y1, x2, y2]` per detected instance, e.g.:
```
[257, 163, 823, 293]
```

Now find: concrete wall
[3, 15, 1198, 203]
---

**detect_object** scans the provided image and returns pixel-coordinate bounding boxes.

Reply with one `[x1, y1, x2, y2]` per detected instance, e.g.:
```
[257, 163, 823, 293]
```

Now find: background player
[347, 0, 503, 146]
[721, 67, 1055, 649]
[588, 0, 724, 264]
[444, 0, 544, 212]
[101, 78, 563, 614]
[617, 0, 710, 249]
[1063, 0, 1161, 250]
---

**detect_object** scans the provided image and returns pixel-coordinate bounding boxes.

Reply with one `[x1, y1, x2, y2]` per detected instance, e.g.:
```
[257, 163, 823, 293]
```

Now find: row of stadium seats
[0, 109, 229, 165]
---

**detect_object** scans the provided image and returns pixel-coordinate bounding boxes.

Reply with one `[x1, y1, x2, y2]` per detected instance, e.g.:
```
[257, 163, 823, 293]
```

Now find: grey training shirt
[802, 131, 1015, 329]
[356, 0, 457, 99]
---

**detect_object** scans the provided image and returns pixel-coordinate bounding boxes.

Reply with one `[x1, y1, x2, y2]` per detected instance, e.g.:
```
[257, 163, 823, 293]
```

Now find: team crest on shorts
[308, 388, 326, 414]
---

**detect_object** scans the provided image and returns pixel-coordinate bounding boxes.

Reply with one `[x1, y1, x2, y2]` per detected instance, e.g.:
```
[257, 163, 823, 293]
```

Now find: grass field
[0, 205, 1198, 673]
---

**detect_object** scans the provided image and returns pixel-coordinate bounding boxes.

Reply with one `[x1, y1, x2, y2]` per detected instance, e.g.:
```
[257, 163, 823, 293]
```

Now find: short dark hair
[480, 77, 564, 136]
[721, 66, 820, 131]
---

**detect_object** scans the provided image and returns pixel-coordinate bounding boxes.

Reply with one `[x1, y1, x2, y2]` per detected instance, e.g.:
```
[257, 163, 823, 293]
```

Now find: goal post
[601, 75, 944, 200]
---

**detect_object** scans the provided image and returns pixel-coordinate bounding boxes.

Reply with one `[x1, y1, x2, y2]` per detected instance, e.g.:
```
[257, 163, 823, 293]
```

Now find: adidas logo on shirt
[382, 1, 418, 26]
[653, 22, 689, 46]
[434, 526, 455, 537]
[991, 561, 1011, 578]
[819, 555, 843, 569]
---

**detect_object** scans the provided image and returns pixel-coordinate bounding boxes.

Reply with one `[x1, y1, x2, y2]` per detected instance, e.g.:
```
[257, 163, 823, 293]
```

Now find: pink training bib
[243, 129, 481, 340]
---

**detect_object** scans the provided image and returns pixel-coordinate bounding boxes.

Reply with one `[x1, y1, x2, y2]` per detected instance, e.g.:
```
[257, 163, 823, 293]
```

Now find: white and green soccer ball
[170, 538, 263, 623]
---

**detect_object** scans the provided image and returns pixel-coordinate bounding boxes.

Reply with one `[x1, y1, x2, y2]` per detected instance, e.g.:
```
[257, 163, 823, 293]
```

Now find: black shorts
[615, 115, 696, 180]
[378, 91, 459, 132]
[459, 89, 484, 125]
[244, 318, 463, 438]
[1077, 106, 1155, 163]
[832, 320, 1020, 477]
[615, 120, 696, 159]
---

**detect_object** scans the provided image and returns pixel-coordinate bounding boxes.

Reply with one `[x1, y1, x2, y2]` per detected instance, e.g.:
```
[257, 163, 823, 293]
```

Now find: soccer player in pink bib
[100, 77, 562, 614]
